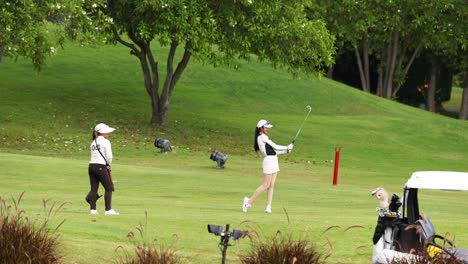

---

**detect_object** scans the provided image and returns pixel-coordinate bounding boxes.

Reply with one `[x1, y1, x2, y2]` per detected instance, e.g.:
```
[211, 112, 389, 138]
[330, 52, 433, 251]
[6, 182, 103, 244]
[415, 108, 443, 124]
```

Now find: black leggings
[88, 164, 113, 211]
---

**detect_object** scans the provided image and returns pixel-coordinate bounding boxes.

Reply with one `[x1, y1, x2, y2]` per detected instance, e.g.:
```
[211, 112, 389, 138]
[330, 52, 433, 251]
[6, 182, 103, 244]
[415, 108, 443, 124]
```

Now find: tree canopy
[70, 0, 335, 126]
[309, 0, 467, 118]
[0, 0, 86, 70]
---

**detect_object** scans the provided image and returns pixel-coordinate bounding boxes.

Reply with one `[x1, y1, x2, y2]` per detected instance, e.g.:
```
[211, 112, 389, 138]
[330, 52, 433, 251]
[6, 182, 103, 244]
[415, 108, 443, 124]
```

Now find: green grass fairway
[1, 42, 468, 263]
[443, 86, 463, 111]
[2, 152, 467, 263]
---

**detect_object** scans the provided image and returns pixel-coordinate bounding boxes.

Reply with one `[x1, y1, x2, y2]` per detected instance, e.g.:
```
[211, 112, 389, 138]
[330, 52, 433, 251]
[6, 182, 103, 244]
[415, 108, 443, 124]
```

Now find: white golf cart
[372, 171, 468, 264]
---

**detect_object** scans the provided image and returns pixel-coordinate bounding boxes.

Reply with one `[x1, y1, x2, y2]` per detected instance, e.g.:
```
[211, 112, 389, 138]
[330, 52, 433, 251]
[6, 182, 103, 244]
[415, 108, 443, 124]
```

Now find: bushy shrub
[240, 233, 326, 264]
[117, 244, 179, 264]
[116, 211, 180, 264]
[0, 192, 65, 264]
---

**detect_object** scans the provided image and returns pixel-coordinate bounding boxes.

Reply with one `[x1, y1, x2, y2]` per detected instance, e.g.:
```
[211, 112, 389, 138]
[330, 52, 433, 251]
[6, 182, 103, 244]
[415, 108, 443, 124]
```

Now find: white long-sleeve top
[89, 136, 113, 165]
[257, 134, 289, 156]
[257, 134, 288, 174]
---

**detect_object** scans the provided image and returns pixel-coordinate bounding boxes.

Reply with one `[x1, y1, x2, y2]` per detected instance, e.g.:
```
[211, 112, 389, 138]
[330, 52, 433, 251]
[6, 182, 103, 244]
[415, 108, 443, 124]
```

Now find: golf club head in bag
[389, 193, 402, 213]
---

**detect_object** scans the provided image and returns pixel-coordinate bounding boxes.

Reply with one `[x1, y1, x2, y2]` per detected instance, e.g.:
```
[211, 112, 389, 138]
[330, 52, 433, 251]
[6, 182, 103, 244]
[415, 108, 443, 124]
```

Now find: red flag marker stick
[333, 147, 341, 185]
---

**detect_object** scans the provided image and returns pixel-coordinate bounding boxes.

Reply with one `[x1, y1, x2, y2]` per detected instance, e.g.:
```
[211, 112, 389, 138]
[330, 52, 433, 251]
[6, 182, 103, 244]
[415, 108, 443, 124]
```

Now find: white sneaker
[242, 197, 251, 212]
[105, 209, 120, 215]
[265, 206, 272, 214]
[90, 209, 98, 215]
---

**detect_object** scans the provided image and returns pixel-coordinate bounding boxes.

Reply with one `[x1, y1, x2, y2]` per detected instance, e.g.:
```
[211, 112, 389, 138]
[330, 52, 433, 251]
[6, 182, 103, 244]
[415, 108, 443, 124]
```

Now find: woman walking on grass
[242, 119, 293, 213]
[87, 123, 119, 215]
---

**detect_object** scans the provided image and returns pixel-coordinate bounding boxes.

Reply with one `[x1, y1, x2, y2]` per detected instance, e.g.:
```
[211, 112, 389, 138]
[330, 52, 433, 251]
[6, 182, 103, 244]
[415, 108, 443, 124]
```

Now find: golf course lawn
[1, 42, 467, 263]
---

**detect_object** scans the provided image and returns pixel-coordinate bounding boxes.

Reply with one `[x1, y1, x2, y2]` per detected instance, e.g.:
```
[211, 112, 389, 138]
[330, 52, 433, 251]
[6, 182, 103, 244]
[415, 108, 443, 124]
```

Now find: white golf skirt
[263, 155, 279, 174]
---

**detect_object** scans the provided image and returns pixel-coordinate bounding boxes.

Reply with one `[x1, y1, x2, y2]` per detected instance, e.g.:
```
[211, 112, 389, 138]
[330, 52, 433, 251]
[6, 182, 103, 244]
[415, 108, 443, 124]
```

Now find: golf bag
[372, 189, 468, 264]
[372, 193, 420, 264]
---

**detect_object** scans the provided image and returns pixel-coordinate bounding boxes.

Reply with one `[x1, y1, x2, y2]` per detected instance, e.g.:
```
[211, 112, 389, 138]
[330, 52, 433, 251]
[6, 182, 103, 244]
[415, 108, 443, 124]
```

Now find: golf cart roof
[405, 171, 468, 191]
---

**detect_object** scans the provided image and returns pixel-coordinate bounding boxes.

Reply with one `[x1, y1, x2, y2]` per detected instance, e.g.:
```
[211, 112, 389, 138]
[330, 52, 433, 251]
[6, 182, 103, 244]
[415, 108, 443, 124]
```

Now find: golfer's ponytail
[92, 131, 97, 140]
[253, 127, 260, 152]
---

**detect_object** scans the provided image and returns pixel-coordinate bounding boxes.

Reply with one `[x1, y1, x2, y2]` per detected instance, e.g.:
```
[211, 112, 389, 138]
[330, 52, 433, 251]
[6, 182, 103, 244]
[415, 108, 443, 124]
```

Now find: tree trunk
[382, 44, 391, 98]
[120, 27, 191, 127]
[426, 62, 438, 112]
[355, 47, 367, 92]
[136, 46, 162, 126]
[392, 42, 423, 97]
[354, 35, 371, 93]
[154, 41, 191, 126]
[151, 105, 167, 126]
[113, 27, 165, 126]
[377, 67, 383, 96]
[459, 71, 468, 120]
[383, 31, 399, 99]
[363, 35, 371, 92]
[326, 65, 334, 79]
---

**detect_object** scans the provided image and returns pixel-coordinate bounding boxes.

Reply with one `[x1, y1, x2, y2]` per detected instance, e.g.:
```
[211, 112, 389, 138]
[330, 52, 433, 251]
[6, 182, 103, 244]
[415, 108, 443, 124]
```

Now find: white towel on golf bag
[372, 227, 417, 264]
[373, 248, 417, 264]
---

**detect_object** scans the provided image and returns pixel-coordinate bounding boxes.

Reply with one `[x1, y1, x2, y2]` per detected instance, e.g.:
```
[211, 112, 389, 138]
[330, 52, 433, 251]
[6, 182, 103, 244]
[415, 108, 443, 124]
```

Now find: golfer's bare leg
[249, 173, 274, 204]
[266, 172, 278, 207]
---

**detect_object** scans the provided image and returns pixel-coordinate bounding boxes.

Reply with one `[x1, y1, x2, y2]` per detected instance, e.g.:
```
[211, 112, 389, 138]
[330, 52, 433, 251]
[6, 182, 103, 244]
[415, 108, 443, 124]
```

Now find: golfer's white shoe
[242, 197, 251, 213]
[265, 206, 272, 214]
[105, 209, 120, 215]
[90, 209, 98, 215]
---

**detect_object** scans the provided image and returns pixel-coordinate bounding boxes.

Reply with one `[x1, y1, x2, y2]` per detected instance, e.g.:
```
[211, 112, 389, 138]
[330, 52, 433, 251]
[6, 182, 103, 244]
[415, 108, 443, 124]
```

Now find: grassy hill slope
[0, 43, 467, 263]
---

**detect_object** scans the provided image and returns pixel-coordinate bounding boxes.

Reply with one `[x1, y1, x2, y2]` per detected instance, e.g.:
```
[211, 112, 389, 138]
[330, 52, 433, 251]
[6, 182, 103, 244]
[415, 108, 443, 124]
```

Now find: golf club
[291, 105, 312, 144]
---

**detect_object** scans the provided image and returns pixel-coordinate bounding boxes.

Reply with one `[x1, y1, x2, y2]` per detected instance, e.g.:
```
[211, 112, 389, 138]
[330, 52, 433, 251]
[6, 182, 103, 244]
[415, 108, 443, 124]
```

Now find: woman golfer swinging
[243, 119, 293, 213]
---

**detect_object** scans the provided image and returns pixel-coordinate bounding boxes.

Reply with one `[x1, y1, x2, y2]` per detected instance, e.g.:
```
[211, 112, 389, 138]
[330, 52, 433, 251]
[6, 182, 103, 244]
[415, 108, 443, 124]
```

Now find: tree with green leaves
[406, 0, 466, 113]
[436, 1, 467, 120]
[0, 0, 86, 70]
[311, 0, 466, 108]
[72, 0, 335, 126]
[460, 70, 468, 120]
[307, 0, 376, 93]
[344, 0, 434, 99]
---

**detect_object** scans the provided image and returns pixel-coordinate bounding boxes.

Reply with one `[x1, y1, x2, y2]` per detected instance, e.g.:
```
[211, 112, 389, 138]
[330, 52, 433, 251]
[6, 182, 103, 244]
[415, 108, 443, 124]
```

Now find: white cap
[257, 119, 273, 128]
[94, 123, 115, 134]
